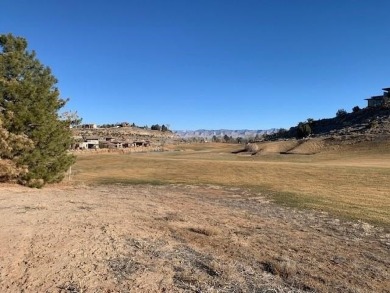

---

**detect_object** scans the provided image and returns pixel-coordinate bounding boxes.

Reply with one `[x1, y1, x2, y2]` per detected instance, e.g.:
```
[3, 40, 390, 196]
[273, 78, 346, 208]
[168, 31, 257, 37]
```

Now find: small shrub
[352, 106, 361, 113]
[151, 124, 161, 131]
[306, 118, 314, 125]
[336, 109, 347, 117]
[297, 122, 311, 138]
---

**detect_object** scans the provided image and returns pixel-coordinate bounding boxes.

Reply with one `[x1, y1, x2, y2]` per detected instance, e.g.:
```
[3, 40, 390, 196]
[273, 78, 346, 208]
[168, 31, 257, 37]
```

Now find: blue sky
[2, 0, 390, 130]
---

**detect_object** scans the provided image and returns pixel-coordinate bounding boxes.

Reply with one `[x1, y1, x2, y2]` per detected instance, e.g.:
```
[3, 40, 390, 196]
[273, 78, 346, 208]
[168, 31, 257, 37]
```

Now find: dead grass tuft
[22, 205, 48, 211]
[57, 281, 86, 293]
[262, 258, 297, 280]
[108, 257, 145, 280]
[156, 211, 185, 222]
[172, 246, 223, 291]
[188, 226, 218, 236]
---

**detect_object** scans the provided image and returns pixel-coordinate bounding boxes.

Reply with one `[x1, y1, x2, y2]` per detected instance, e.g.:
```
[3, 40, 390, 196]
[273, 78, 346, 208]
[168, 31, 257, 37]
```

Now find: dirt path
[0, 184, 389, 292]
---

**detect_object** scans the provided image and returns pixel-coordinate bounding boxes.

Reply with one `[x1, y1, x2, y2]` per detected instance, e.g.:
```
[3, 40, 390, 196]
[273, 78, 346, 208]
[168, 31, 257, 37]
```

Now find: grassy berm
[0, 140, 389, 292]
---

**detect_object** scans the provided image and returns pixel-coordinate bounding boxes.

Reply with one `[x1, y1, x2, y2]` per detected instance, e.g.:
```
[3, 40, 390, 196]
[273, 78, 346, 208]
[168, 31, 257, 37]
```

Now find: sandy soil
[0, 184, 389, 293]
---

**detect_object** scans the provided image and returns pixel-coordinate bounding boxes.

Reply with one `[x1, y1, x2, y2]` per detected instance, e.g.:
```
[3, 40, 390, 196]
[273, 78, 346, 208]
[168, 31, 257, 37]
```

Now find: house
[110, 141, 123, 148]
[74, 137, 99, 150]
[84, 136, 100, 149]
[365, 88, 390, 107]
[84, 124, 97, 129]
[73, 124, 97, 129]
[100, 140, 124, 149]
[134, 140, 150, 147]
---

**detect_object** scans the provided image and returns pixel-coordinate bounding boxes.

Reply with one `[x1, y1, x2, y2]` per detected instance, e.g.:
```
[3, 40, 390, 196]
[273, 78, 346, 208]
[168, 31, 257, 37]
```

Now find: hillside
[174, 129, 278, 139]
[277, 107, 390, 142]
[226, 106, 390, 156]
[72, 107, 390, 146]
[72, 126, 177, 144]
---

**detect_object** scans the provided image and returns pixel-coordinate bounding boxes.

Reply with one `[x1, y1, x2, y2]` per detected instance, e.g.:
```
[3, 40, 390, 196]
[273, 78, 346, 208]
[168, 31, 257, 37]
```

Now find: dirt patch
[0, 184, 389, 292]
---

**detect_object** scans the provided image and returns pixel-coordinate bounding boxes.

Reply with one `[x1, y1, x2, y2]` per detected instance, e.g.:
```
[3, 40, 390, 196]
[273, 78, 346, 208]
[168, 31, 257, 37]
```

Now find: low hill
[233, 107, 390, 156]
[72, 126, 177, 143]
[174, 128, 278, 139]
[276, 107, 390, 142]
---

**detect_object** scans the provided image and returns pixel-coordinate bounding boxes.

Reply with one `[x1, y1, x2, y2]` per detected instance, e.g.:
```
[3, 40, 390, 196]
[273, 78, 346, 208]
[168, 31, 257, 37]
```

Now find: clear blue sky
[2, 0, 390, 130]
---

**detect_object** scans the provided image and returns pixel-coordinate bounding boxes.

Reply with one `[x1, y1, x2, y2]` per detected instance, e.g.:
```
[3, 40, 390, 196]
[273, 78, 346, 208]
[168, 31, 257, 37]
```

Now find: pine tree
[0, 34, 75, 187]
[0, 116, 33, 182]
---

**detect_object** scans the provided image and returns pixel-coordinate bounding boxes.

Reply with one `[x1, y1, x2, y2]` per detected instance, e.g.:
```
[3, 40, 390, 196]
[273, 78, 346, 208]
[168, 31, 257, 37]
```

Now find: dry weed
[188, 226, 218, 236]
[57, 281, 86, 293]
[262, 258, 298, 281]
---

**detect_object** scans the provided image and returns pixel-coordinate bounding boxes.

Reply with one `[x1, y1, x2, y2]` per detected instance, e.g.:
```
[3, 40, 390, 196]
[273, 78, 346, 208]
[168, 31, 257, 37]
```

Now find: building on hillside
[84, 136, 100, 149]
[110, 141, 123, 148]
[75, 124, 97, 129]
[122, 142, 135, 148]
[73, 136, 99, 149]
[100, 141, 123, 149]
[365, 88, 390, 107]
[134, 140, 150, 147]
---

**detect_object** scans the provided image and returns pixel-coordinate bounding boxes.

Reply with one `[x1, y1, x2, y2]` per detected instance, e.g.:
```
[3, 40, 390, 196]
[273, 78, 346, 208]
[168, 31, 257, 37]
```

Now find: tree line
[98, 122, 171, 132]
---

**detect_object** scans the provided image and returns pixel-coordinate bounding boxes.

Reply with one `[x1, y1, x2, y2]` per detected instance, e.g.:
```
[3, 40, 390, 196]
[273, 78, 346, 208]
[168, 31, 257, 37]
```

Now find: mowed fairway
[72, 141, 390, 227]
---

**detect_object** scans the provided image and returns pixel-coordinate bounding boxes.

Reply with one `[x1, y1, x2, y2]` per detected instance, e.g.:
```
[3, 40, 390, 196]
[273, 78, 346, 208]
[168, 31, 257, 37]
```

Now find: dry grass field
[1, 139, 389, 292]
[73, 139, 390, 227]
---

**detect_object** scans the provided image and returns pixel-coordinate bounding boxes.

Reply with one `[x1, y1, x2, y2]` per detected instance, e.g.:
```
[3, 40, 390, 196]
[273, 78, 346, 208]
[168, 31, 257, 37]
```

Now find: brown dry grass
[2, 139, 389, 292]
[1, 184, 389, 292]
[72, 140, 390, 227]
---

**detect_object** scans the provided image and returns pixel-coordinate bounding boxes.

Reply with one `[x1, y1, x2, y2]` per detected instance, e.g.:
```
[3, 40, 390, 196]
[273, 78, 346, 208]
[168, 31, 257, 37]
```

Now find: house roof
[382, 88, 390, 92]
[85, 136, 100, 140]
[365, 95, 384, 100]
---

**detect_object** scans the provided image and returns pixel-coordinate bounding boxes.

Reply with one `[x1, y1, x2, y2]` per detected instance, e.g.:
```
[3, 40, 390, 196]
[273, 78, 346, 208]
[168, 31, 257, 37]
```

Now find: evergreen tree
[297, 122, 311, 138]
[151, 124, 161, 131]
[0, 34, 75, 187]
[0, 116, 33, 182]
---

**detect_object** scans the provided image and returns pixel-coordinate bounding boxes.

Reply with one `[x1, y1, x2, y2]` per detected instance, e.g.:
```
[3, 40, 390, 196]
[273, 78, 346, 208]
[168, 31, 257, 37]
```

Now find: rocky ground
[0, 184, 389, 292]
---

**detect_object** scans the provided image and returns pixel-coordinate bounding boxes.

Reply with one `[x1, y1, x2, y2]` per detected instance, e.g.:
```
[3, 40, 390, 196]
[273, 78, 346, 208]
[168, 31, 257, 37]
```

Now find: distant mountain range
[174, 129, 279, 139]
